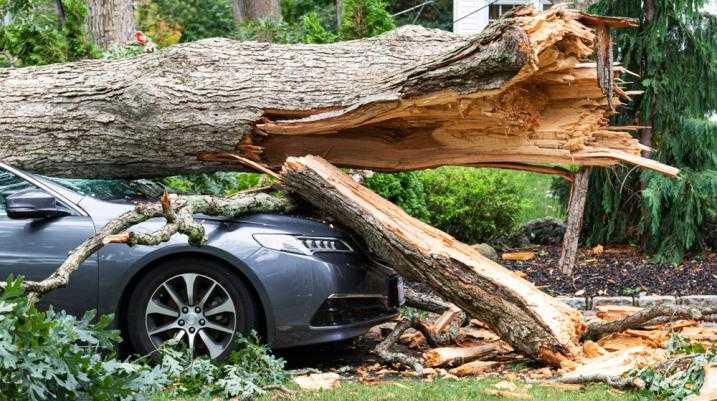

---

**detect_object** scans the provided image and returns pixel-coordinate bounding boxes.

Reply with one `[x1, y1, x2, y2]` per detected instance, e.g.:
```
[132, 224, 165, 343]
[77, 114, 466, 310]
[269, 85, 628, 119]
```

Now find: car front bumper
[247, 247, 402, 349]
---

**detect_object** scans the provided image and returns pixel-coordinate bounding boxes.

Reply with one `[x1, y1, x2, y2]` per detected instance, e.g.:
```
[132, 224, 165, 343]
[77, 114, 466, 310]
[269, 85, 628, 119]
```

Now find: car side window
[0, 170, 37, 217]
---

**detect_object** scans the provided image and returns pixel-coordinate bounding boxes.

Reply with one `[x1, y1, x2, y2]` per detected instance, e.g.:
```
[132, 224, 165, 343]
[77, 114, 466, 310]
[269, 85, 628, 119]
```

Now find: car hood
[78, 196, 350, 238]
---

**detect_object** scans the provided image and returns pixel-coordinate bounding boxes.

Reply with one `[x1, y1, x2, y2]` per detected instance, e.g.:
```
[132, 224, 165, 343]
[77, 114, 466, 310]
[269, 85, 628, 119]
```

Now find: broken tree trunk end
[281, 155, 586, 366]
[0, 7, 677, 179]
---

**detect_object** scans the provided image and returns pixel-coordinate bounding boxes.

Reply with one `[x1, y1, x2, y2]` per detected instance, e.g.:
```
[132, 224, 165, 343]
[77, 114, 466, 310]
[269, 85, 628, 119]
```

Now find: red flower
[135, 31, 149, 45]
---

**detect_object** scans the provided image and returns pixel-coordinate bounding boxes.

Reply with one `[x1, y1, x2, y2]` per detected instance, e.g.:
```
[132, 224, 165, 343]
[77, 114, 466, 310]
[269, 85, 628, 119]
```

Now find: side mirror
[6, 189, 70, 220]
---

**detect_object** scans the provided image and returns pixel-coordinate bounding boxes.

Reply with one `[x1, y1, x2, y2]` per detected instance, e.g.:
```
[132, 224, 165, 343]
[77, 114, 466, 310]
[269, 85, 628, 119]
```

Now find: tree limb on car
[0, 192, 294, 303]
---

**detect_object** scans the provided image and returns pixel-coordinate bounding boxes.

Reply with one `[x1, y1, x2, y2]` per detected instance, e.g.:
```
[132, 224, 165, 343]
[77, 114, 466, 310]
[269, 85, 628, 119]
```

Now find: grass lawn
[500, 169, 566, 225]
[154, 377, 653, 401]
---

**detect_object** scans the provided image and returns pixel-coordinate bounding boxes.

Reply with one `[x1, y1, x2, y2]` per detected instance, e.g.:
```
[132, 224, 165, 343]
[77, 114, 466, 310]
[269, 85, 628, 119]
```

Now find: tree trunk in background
[558, 167, 591, 275]
[86, 0, 135, 49]
[281, 155, 586, 366]
[336, 0, 342, 26]
[638, 0, 655, 151]
[231, 0, 281, 23]
[54, 0, 66, 27]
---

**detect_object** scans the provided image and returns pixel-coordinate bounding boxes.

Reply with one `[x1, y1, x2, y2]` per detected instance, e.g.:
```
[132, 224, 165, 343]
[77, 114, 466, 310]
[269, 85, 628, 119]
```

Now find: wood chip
[423, 342, 512, 367]
[582, 340, 609, 358]
[502, 251, 536, 261]
[449, 360, 499, 377]
[293, 373, 341, 390]
[561, 346, 667, 380]
[595, 305, 643, 321]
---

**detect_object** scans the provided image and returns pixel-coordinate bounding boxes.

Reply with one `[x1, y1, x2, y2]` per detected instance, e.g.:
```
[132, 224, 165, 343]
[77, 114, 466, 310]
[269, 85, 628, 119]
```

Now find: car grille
[310, 296, 397, 327]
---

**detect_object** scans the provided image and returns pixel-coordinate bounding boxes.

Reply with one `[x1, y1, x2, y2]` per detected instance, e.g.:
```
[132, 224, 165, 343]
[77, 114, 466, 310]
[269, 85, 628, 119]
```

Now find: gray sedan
[0, 162, 402, 359]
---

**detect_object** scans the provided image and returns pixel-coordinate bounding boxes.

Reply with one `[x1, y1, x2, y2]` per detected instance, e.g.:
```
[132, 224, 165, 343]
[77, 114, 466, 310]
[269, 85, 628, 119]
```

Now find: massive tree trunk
[231, 0, 281, 23]
[0, 7, 677, 179]
[281, 155, 586, 366]
[86, 0, 136, 49]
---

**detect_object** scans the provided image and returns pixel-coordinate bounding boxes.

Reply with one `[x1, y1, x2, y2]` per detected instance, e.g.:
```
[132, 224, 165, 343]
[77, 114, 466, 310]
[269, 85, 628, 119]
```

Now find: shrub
[364, 172, 430, 222]
[0, 0, 98, 67]
[0, 277, 288, 401]
[0, 277, 166, 401]
[136, 0, 236, 45]
[161, 172, 269, 196]
[365, 167, 529, 244]
[156, 332, 286, 399]
[419, 167, 528, 243]
[338, 0, 395, 40]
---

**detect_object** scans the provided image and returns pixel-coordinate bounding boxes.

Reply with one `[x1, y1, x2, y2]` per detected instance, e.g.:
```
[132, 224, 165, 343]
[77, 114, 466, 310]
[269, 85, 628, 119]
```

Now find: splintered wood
[282, 155, 586, 365]
[1, 7, 677, 178]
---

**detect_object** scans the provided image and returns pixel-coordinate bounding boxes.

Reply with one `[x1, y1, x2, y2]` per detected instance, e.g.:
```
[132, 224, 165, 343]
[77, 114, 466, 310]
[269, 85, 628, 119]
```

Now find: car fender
[117, 244, 277, 344]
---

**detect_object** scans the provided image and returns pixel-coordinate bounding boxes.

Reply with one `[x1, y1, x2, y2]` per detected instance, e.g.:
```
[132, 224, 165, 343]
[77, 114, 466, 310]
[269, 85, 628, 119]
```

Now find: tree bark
[0, 8, 676, 179]
[638, 0, 655, 151]
[281, 155, 586, 366]
[231, 0, 281, 24]
[86, 0, 136, 49]
[558, 167, 591, 275]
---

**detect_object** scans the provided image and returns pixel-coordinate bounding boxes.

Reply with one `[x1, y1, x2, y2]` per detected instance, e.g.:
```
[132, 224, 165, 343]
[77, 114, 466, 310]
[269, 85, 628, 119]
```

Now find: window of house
[488, 4, 517, 21]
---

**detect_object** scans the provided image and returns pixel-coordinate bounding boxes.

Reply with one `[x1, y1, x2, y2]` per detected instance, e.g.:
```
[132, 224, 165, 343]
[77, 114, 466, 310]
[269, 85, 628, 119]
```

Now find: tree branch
[1, 192, 295, 303]
[583, 304, 717, 341]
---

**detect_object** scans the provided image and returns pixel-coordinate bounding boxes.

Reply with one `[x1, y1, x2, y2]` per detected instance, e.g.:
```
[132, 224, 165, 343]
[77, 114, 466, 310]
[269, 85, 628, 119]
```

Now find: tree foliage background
[0, 0, 97, 66]
[579, 0, 717, 262]
[1, 0, 714, 260]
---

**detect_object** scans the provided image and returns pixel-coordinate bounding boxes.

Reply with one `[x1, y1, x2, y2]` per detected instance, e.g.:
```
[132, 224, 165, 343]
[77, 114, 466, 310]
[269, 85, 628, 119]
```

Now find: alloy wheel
[145, 273, 237, 359]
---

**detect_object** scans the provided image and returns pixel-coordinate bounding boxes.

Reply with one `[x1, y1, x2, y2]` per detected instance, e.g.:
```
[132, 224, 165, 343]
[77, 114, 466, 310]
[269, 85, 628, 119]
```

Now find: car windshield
[44, 177, 169, 202]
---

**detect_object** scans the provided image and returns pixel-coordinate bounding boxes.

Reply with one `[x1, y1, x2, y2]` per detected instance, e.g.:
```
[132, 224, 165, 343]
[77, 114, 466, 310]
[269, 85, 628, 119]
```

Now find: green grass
[153, 377, 653, 401]
[499, 170, 566, 225]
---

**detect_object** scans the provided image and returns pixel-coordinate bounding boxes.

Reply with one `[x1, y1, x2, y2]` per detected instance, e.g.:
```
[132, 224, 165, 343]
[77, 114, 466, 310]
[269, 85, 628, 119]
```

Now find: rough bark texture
[86, 0, 135, 49]
[0, 7, 677, 179]
[231, 0, 281, 23]
[558, 167, 591, 275]
[281, 155, 586, 366]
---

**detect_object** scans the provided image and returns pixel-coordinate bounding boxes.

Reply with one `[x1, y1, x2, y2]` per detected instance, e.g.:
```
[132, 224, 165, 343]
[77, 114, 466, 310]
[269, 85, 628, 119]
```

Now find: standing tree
[580, 0, 717, 262]
[231, 0, 281, 23]
[86, 0, 135, 49]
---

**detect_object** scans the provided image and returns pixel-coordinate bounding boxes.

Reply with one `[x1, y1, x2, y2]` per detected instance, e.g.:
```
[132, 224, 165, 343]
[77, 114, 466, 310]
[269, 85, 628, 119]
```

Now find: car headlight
[253, 234, 354, 255]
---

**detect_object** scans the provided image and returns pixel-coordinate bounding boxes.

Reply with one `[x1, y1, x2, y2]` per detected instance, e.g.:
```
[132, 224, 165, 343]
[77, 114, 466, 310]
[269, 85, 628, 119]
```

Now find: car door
[0, 168, 98, 316]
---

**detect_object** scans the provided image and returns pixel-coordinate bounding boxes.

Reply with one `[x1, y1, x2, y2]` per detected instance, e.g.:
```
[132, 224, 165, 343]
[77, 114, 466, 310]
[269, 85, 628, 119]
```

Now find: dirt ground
[503, 245, 716, 296]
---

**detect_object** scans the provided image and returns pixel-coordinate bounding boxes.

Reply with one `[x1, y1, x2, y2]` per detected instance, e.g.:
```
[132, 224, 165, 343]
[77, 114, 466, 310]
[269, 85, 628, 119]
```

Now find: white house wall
[453, 0, 546, 34]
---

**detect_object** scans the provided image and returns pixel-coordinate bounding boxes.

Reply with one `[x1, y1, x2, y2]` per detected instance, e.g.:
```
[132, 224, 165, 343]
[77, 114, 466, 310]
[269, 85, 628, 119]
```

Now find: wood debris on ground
[502, 251, 536, 261]
[293, 372, 341, 390]
[354, 303, 716, 391]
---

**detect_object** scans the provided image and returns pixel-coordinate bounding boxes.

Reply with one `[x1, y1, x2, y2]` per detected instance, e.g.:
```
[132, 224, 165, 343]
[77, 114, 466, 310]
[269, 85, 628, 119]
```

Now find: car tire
[126, 257, 257, 361]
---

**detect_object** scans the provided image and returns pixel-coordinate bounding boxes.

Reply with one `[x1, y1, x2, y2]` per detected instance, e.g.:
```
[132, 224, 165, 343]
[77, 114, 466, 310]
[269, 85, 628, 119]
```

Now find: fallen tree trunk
[0, 7, 677, 179]
[281, 155, 587, 366]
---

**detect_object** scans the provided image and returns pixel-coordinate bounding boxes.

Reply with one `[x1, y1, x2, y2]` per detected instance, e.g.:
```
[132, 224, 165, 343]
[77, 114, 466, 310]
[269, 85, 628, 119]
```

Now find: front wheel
[126, 257, 257, 360]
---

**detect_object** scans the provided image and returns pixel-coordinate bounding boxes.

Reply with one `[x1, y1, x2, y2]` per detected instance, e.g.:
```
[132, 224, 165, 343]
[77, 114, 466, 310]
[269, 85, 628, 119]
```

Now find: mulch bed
[503, 245, 717, 296]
